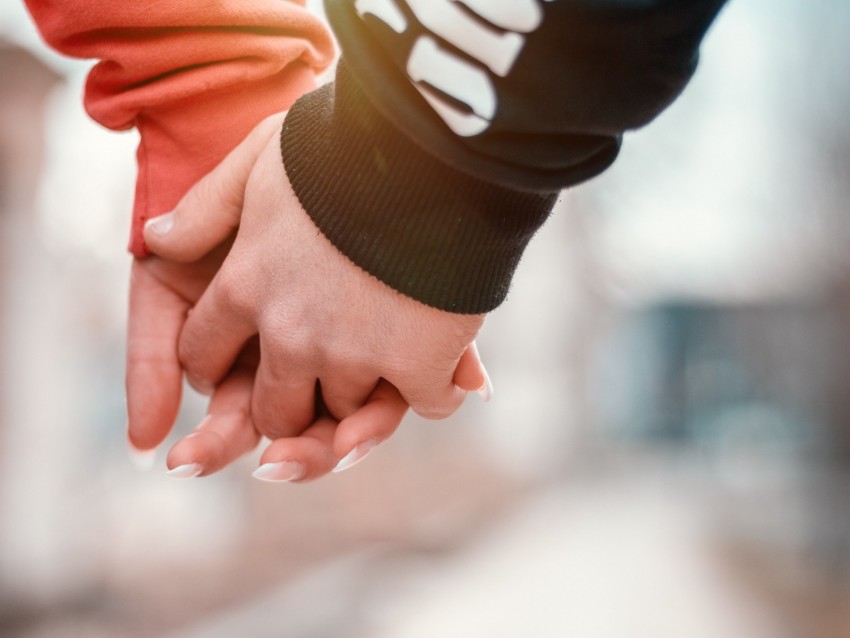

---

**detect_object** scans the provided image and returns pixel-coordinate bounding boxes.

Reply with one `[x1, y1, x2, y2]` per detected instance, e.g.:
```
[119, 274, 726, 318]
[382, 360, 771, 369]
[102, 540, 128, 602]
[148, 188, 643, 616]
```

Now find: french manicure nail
[333, 439, 378, 474]
[145, 211, 174, 236]
[467, 341, 493, 402]
[166, 463, 203, 479]
[252, 461, 305, 483]
[128, 441, 157, 471]
[477, 365, 494, 402]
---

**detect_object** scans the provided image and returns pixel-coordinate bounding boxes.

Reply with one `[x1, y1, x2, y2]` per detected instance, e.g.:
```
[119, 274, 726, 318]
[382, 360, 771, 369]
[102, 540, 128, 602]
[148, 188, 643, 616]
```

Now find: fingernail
[467, 341, 493, 402]
[252, 461, 305, 483]
[128, 441, 157, 471]
[166, 463, 203, 479]
[186, 374, 214, 396]
[333, 439, 378, 474]
[145, 211, 174, 237]
[477, 364, 494, 402]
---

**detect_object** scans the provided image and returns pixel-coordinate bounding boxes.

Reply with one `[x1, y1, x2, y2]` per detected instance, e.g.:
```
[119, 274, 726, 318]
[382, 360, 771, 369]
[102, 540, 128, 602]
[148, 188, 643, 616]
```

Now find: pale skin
[127, 114, 490, 481]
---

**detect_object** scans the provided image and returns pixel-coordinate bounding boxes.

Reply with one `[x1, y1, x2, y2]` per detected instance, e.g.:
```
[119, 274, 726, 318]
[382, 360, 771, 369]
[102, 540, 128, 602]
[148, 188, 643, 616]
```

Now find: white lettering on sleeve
[407, 36, 495, 136]
[415, 86, 490, 137]
[354, 0, 408, 33]
[407, 0, 524, 77]
[352, 0, 552, 137]
[458, 0, 543, 33]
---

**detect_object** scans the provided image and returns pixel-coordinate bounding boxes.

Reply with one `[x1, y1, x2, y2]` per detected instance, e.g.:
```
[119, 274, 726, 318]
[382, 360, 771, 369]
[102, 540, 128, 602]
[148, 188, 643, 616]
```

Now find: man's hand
[143, 115, 489, 463]
[130, 113, 488, 479]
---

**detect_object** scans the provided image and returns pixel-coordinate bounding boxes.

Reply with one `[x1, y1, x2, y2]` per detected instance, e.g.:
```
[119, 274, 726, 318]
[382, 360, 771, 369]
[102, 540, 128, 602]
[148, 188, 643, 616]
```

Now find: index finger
[126, 259, 189, 451]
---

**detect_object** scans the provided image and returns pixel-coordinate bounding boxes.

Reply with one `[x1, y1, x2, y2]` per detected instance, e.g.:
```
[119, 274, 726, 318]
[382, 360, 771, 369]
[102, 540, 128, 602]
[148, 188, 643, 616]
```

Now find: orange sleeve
[24, 0, 335, 255]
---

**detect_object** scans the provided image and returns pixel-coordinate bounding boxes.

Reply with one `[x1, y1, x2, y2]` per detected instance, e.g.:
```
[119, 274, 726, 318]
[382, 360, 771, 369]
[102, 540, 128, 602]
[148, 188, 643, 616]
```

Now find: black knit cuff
[280, 62, 558, 314]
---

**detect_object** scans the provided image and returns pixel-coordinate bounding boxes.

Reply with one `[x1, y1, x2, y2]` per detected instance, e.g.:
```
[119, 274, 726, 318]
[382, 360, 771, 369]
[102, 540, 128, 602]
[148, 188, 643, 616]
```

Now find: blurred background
[2, 1, 850, 636]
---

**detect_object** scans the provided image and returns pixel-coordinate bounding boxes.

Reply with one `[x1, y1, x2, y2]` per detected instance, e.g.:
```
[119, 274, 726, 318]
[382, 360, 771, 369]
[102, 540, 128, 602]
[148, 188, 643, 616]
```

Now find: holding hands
[126, 114, 490, 482]
[27, 0, 726, 487]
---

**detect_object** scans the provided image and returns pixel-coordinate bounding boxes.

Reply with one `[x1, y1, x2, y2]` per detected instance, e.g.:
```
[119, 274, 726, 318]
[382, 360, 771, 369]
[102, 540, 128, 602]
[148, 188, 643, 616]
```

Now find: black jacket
[281, 0, 729, 313]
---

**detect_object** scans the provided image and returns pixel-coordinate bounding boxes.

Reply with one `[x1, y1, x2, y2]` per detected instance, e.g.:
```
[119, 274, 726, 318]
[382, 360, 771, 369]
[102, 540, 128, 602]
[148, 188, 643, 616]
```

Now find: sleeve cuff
[281, 61, 558, 314]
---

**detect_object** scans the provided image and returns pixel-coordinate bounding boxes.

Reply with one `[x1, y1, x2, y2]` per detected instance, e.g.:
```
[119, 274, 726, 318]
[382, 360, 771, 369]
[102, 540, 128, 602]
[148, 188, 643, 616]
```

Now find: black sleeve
[281, 0, 728, 314]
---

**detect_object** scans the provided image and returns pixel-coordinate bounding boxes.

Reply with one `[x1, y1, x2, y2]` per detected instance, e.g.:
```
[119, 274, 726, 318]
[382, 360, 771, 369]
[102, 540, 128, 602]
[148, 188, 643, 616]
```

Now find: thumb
[143, 112, 286, 262]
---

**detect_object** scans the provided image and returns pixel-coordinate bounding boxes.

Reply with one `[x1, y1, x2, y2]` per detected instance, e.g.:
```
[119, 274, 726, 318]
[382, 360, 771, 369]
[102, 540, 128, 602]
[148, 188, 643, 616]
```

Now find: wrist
[281, 61, 558, 314]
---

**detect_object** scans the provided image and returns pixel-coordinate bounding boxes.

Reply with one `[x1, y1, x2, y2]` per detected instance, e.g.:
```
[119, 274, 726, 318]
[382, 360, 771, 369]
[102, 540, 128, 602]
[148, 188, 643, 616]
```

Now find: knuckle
[411, 401, 455, 421]
[257, 309, 325, 365]
[190, 171, 222, 210]
[214, 264, 255, 315]
[177, 334, 200, 372]
[405, 383, 459, 421]
[260, 324, 308, 363]
[252, 403, 301, 441]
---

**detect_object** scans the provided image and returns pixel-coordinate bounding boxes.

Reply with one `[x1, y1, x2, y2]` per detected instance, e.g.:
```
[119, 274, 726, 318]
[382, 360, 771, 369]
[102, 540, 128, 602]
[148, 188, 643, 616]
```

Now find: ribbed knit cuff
[281, 62, 558, 314]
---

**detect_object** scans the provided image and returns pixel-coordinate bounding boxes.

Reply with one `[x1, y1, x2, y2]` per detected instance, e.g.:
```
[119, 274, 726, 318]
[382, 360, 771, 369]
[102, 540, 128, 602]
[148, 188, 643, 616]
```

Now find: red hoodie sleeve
[24, 0, 335, 255]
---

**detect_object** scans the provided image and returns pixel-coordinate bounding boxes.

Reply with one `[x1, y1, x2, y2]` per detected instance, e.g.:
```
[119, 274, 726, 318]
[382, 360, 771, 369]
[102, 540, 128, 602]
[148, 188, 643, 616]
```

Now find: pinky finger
[165, 367, 261, 478]
[253, 418, 338, 483]
[332, 380, 408, 473]
[252, 381, 409, 483]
